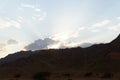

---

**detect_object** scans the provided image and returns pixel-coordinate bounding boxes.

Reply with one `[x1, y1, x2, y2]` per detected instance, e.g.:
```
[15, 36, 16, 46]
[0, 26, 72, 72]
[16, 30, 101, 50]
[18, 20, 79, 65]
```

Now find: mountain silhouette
[0, 34, 120, 79]
[0, 51, 32, 65]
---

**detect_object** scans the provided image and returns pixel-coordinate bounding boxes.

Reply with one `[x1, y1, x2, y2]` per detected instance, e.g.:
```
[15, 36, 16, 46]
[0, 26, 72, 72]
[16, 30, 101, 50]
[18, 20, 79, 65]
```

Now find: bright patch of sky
[0, 0, 120, 58]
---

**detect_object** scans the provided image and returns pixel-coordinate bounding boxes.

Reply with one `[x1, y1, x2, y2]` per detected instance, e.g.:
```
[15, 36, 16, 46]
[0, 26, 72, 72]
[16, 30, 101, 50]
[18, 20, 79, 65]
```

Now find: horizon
[0, 0, 120, 58]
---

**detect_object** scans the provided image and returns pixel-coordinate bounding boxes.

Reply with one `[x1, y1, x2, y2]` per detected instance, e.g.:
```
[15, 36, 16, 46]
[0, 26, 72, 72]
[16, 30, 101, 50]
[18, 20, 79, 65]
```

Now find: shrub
[63, 73, 71, 77]
[84, 72, 93, 77]
[101, 73, 113, 78]
[33, 72, 51, 80]
[14, 73, 21, 78]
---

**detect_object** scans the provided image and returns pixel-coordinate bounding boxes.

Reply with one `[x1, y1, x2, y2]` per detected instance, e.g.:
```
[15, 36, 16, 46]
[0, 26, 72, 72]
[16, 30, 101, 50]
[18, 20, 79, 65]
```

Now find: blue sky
[0, 0, 120, 58]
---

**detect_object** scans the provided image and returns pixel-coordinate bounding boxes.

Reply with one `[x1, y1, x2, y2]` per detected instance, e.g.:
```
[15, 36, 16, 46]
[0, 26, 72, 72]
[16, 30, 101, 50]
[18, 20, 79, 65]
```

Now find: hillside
[0, 34, 120, 80]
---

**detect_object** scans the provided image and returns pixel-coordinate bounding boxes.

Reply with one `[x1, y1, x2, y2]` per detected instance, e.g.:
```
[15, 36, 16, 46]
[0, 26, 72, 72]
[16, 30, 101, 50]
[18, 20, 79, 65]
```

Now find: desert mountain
[0, 34, 120, 79]
[0, 51, 32, 65]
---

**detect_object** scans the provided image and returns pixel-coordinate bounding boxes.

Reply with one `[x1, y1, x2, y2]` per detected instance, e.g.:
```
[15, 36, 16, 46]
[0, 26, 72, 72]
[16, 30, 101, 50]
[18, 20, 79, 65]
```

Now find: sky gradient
[0, 0, 120, 58]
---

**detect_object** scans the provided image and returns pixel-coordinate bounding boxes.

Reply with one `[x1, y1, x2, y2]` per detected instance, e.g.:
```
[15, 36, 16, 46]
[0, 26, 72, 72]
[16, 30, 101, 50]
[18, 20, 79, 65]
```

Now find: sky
[0, 0, 120, 58]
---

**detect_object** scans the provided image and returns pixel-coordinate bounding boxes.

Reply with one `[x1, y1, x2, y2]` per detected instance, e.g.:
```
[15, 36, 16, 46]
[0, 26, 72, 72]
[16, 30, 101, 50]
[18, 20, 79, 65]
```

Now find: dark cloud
[24, 38, 93, 51]
[80, 43, 93, 48]
[7, 39, 18, 45]
[24, 38, 58, 51]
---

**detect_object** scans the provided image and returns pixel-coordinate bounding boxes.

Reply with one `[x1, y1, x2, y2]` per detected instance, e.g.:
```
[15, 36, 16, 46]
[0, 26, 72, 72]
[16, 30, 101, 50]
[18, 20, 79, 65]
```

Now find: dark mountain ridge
[0, 51, 32, 65]
[1, 34, 120, 65]
[0, 34, 120, 79]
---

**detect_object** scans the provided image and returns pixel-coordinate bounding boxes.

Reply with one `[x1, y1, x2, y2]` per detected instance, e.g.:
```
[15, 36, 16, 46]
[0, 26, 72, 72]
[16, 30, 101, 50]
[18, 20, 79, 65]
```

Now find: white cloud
[91, 29, 100, 32]
[92, 20, 110, 27]
[51, 32, 71, 41]
[24, 37, 80, 50]
[0, 19, 21, 29]
[17, 16, 23, 22]
[51, 32, 76, 41]
[47, 42, 65, 49]
[89, 20, 110, 33]
[0, 43, 6, 51]
[24, 26, 91, 50]
[21, 4, 35, 9]
[19, 3, 47, 21]
[32, 12, 47, 21]
[108, 23, 120, 31]
[35, 8, 41, 12]
[51, 27, 85, 42]
[48, 27, 85, 48]
[117, 17, 120, 20]
[24, 31, 82, 50]
[32, 14, 43, 20]
[21, 4, 41, 12]
[78, 27, 85, 31]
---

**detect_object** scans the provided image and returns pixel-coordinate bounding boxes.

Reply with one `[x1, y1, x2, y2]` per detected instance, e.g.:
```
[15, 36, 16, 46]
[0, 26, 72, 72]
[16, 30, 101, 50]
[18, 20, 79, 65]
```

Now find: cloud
[117, 17, 120, 20]
[78, 27, 85, 31]
[35, 8, 41, 12]
[48, 27, 86, 48]
[24, 26, 91, 51]
[47, 42, 66, 49]
[0, 39, 25, 57]
[108, 23, 120, 31]
[92, 20, 110, 28]
[24, 37, 78, 50]
[64, 42, 79, 48]
[0, 19, 21, 29]
[21, 4, 41, 12]
[24, 37, 94, 51]
[17, 16, 23, 22]
[32, 12, 47, 21]
[18, 3, 47, 22]
[88, 19, 110, 33]
[51, 28, 83, 42]
[21, 4, 35, 9]
[51, 32, 73, 41]
[7, 39, 18, 45]
[0, 43, 6, 51]
[0, 39, 19, 51]
[24, 38, 59, 51]
[80, 43, 93, 48]
[91, 29, 100, 32]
